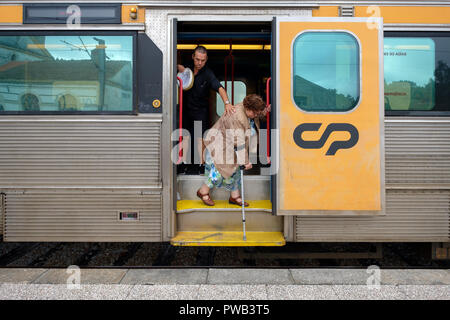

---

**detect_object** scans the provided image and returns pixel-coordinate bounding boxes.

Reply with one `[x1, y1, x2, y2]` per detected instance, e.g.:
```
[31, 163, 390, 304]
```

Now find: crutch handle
[239, 165, 245, 170]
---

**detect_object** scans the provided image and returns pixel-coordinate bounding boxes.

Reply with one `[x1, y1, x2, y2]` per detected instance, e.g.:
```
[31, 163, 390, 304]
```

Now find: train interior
[172, 21, 284, 246]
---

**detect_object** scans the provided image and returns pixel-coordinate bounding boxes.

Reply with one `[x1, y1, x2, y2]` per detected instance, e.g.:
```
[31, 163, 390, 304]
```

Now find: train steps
[176, 175, 270, 201]
[170, 231, 285, 246]
[172, 176, 285, 246]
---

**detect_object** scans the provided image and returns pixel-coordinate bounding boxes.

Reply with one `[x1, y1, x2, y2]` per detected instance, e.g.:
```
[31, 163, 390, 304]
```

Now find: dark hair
[243, 94, 265, 113]
[194, 46, 207, 55]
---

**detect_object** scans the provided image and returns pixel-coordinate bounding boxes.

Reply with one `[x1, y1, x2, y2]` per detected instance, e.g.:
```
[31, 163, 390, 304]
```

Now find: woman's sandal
[229, 196, 249, 207]
[197, 189, 215, 206]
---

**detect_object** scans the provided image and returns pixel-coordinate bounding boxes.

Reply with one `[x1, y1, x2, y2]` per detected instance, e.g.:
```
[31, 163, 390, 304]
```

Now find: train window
[292, 32, 360, 112]
[216, 81, 246, 116]
[58, 94, 78, 111]
[20, 93, 40, 111]
[384, 32, 450, 114]
[0, 34, 134, 114]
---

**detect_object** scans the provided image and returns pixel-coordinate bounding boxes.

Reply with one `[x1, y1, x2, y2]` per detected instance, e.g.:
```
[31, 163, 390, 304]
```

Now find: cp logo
[293, 123, 359, 156]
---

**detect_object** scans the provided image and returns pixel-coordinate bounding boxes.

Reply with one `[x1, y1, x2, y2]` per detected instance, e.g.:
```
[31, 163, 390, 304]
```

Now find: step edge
[171, 231, 286, 246]
[177, 208, 272, 213]
[171, 242, 285, 247]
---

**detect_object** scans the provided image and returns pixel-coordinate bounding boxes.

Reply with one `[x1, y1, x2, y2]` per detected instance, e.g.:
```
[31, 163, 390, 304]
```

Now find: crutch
[239, 165, 247, 241]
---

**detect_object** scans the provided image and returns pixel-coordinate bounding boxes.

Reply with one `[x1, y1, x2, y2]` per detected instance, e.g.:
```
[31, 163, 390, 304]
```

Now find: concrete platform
[0, 268, 448, 300]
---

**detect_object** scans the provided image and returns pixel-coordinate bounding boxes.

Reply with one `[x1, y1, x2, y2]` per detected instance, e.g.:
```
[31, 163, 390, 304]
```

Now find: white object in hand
[177, 67, 194, 91]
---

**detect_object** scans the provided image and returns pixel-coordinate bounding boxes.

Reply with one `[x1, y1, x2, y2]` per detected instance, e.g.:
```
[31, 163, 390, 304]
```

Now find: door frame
[169, 14, 281, 231]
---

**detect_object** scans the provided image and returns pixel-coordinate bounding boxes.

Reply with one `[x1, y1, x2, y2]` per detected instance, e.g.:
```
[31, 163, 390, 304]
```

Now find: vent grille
[339, 6, 354, 17]
[0, 120, 161, 187]
[296, 190, 450, 242]
[0, 193, 4, 237]
[3, 190, 162, 242]
[385, 119, 450, 186]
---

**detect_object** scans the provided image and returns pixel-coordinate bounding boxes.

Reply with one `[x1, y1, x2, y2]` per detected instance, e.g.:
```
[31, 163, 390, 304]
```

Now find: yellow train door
[275, 17, 385, 216]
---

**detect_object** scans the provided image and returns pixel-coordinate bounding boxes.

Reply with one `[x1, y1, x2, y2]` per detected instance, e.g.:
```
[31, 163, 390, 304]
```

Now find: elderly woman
[196, 94, 268, 206]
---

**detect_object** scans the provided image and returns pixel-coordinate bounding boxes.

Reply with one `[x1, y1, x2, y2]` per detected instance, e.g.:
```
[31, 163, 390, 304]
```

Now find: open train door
[275, 17, 385, 216]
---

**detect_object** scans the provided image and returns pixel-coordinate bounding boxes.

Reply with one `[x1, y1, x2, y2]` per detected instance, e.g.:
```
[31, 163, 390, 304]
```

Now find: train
[0, 1, 449, 258]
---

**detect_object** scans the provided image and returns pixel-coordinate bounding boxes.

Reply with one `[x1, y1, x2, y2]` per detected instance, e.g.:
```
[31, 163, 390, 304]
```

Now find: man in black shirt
[177, 46, 234, 174]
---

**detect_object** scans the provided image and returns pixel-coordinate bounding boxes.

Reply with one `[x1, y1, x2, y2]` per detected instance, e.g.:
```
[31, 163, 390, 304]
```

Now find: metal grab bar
[224, 43, 235, 104]
[266, 77, 271, 164]
[177, 76, 183, 165]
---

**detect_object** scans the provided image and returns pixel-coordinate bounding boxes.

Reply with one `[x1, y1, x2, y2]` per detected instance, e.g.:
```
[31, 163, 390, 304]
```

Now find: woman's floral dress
[204, 119, 256, 191]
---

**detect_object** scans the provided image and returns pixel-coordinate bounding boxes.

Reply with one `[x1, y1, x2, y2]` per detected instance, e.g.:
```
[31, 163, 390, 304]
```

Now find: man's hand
[244, 162, 252, 170]
[177, 64, 185, 73]
[224, 103, 235, 115]
[262, 104, 271, 116]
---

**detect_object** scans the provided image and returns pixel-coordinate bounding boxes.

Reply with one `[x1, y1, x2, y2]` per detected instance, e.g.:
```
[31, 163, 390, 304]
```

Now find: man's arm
[177, 64, 185, 72]
[207, 69, 235, 115]
[218, 87, 235, 115]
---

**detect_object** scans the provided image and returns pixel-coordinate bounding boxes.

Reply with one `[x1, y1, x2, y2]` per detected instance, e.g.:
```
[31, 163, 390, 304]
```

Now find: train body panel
[0, 1, 449, 245]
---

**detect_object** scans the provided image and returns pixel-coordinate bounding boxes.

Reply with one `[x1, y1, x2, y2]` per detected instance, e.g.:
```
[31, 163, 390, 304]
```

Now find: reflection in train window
[384, 32, 450, 113]
[216, 81, 246, 116]
[0, 34, 134, 113]
[292, 32, 360, 112]
[58, 94, 78, 111]
[384, 38, 435, 111]
[20, 93, 40, 111]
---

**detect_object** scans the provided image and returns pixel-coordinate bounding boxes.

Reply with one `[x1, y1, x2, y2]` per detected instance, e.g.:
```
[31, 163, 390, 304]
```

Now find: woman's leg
[229, 189, 249, 206]
[197, 183, 214, 206]
[228, 171, 249, 206]
[229, 169, 242, 201]
[199, 183, 210, 198]
[230, 189, 241, 200]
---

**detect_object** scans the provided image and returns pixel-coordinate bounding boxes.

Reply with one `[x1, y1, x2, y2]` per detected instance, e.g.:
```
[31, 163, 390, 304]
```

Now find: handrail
[224, 42, 235, 104]
[177, 76, 183, 165]
[266, 77, 271, 164]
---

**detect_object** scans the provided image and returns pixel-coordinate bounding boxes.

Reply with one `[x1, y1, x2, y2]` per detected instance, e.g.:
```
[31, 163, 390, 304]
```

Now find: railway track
[0, 242, 448, 268]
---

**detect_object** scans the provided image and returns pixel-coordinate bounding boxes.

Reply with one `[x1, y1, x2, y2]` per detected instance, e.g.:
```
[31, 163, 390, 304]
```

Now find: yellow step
[171, 231, 285, 247]
[177, 199, 272, 213]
